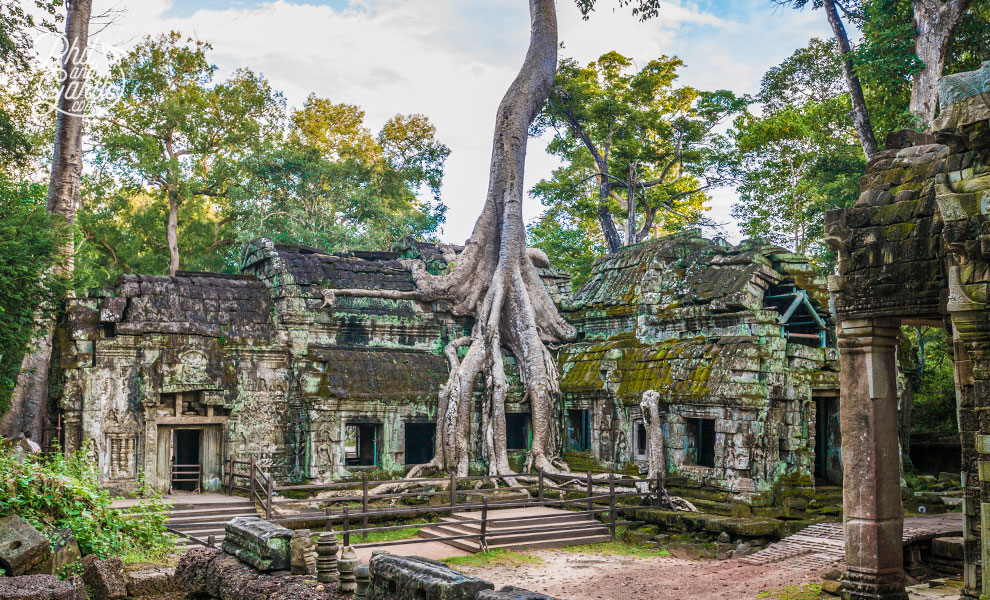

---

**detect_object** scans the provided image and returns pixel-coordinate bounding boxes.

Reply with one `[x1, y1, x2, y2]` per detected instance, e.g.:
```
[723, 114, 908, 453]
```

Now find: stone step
[424, 519, 609, 544]
[167, 511, 258, 526]
[449, 509, 595, 529]
[419, 526, 610, 553]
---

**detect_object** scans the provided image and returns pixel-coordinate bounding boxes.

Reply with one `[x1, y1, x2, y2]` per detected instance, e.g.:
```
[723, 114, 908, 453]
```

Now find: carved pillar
[948, 268, 990, 599]
[838, 318, 907, 600]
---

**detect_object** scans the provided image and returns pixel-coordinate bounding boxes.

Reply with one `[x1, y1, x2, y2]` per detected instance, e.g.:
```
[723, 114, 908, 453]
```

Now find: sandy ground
[457, 551, 824, 600]
[351, 540, 471, 563]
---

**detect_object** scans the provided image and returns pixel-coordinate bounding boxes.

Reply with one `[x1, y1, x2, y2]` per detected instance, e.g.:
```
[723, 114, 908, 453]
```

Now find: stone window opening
[505, 413, 531, 450]
[566, 409, 591, 452]
[763, 284, 827, 348]
[344, 423, 381, 467]
[404, 422, 436, 465]
[633, 421, 648, 461]
[685, 418, 715, 468]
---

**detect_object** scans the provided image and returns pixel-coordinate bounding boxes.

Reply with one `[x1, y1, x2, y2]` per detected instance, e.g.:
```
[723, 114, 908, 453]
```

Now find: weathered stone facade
[558, 232, 839, 493]
[54, 231, 837, 498]
[823, 62, 990, 599]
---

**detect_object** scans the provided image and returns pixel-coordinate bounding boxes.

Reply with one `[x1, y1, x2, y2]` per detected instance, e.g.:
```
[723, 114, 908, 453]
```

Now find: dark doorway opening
[345, 424, 381, 467]
[567, 409, 591, 451]
[506, 413, 531, 450]
[814, 396, 842, 485]
[686, 418, 715, 468]
[172, 429, 201, 492]
[405, 423, 436, 465]
[634, 421, 648, 460]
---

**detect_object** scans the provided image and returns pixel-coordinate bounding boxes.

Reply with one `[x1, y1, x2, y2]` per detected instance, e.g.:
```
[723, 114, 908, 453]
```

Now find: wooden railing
[166, 526, 216, 548]
[226, 464, 663, 550]
[171, 463, 202, 494]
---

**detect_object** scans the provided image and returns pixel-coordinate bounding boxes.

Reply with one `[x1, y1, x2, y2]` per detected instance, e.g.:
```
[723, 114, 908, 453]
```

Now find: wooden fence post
[208, 534, 215, 548]
[362, 474, 369, 541]
[249, 456, 255, 502]
[326, 507, 332, 533]
[480, 498, 489, 552]
[538, 468, 544, 506]
[227, 456, 234, 495]
[449, 472, 456, 509]
[343, 506, 350, 547]
[266, 475, 273, 520]
[609, 472, 616, 542]
[586, 472, 593, 512]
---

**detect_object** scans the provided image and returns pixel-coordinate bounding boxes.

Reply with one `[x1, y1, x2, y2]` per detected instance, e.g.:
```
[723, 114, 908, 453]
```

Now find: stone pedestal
[837, 319, 907, 600]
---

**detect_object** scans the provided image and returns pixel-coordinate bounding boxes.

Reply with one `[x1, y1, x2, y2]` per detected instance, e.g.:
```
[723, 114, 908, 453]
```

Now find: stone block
[0, 515, 52, 576]
[221, 517, 292, 571]
[931, 536, 965, 561]
[475, 586, 562, 599]
[49, 529, 80, 576]
[125, 566, 180, 597]
[81, 555, 127, 600]
[0, 574, 85, 600]
[367, 554, 493, 600]
[290, 529, 316, 575]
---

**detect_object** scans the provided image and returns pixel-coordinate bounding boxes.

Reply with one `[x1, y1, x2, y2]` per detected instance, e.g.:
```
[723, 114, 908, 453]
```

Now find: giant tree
[93, 32, 283, 276]
[3, 0, 89, 441]
[337, 0, 660, 479]
[534, 52, 742, 253]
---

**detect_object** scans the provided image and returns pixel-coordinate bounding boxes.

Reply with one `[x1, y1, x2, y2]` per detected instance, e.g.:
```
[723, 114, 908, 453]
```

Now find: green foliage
[527, 206, 605, 290]
[0, 177, 69, 416]
[85, 31, 284, 278]
[0, 441, 174, 559]
[533, 51, 742, 260]
[731, 39, 864, 272]
[442, 549, 546, 568]
[755, 584, 824, 600]
[238, 96, 448, 253]
[904, 326, 957, 436]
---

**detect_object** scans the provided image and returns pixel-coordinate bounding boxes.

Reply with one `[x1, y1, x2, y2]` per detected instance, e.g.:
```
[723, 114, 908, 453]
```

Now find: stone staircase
[165, 496, 258, 547]
[418, 506, 610, 553]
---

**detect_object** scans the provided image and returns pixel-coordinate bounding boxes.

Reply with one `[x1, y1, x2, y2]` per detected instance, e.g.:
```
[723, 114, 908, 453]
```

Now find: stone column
[838, 318, 907, 600]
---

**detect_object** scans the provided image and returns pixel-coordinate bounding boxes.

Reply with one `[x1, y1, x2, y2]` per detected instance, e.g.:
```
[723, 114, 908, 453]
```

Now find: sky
[35, 0, 834, 245]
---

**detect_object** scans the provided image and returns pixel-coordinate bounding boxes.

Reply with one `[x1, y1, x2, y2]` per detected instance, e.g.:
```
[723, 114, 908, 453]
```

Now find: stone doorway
[172, 429, 201, 492]
[814, 395, 841, 486]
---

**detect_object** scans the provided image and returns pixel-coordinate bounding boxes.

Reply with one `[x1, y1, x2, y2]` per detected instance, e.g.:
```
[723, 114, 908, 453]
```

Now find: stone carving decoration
[315, 532, 339, 584]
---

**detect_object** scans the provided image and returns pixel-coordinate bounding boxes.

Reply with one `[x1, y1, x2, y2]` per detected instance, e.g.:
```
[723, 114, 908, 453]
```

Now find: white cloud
[56, 0, 833, 245]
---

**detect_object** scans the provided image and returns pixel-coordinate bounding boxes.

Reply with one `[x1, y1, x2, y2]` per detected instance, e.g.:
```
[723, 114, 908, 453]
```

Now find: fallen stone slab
[49, 529, 81, 576]
[367, 554, 493, 600]
[126, 566, 181, 598]
[221, 517, 292, 571]
[81, 555, 127, 600]
[0, 574, 85, 600]
[175, 546, 338, 600]
[0, 515, 52, 576]
[476, 586, 562, 599]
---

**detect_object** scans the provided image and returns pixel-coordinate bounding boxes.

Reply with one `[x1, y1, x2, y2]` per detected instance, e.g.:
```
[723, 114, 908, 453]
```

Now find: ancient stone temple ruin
[824, 62, 990, 599]
[53, 228, 837, 497]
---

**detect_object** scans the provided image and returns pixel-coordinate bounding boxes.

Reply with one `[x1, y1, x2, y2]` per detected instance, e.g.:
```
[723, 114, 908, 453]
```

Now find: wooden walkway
[739, 513, 964, 570]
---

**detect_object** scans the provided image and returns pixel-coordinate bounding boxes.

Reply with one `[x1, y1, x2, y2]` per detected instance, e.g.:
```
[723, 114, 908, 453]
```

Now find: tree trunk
[598, 175, 621, 253]
[167, 194, 180, 276]
[1, 0, 91, 441]
[625, 162, 636, 246]
[911, 0, 972, 128]
[823, 0, 879, 160]
[640, 391, 666, 483]
[388, 0, 576, 476]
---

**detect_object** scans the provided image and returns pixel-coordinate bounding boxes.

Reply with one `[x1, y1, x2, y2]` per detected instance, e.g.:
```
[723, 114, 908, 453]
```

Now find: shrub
[0, 440, 175, 560]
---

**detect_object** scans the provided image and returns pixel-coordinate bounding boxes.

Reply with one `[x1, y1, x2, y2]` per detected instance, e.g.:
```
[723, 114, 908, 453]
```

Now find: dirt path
[457, 551, 824, 600]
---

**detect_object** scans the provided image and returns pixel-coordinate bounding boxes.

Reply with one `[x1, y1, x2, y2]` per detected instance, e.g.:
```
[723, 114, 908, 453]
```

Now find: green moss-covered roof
[310, 347, 447, 400]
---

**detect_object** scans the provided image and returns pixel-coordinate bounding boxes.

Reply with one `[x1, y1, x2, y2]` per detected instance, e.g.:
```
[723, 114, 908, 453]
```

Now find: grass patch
[353, 525, 424, 544]
[755, 584, 824, 600]
[560, 541, 670, 557]
[443, 549, 546, 569]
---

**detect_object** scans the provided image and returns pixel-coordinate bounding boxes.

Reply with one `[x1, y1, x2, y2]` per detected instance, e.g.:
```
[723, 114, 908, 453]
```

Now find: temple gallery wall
[53, 230, 841, 499]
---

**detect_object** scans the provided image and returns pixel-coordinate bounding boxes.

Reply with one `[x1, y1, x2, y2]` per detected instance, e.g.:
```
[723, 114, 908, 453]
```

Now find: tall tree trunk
[823, 0, 879, 160]
[167, 195, 180, 276]
[641, 391, 666, 483]
[345, 0, 575, 477]
[1, 0, 92, 441]
[625, 162, 637, 246]
[598, 175, 621, 253]
[911, 0, 972, 128]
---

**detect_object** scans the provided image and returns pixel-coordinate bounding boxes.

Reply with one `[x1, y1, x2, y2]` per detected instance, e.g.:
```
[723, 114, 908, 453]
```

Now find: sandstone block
[367, 554, 493, 600]
[0, 574, 85, 600]
[475, 586, 562, 599]
[81, 555, 126, 600]
[221, 517, 292, 571]
[0, 515, 52, 576]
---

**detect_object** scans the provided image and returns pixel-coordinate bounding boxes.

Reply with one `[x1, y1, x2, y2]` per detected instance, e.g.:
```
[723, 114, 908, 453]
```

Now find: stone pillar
[949, 322, 980, 599]
[837, 318, 907, 600]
